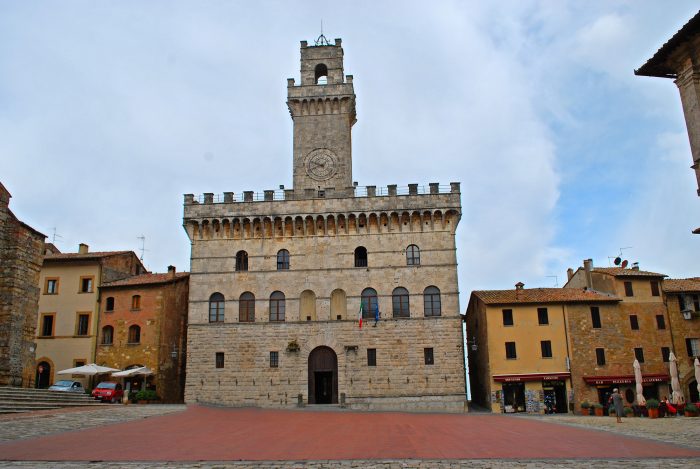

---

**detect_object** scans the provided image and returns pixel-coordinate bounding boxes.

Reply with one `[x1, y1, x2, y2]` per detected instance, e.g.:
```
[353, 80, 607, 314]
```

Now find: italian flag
[358, 303, 363, 329]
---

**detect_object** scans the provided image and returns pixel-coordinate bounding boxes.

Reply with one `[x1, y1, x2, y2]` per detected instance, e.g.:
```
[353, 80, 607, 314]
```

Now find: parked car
[91, 382, 124, 403]
[48, 380, 85, 393]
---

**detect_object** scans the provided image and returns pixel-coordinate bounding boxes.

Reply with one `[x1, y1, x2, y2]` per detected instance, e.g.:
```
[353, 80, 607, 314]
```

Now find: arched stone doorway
[308, 346, 338, 404]
[35, 361, 51, 388]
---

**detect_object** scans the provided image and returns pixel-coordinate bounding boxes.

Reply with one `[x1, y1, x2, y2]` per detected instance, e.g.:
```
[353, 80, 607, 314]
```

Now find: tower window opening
[315, 63, 328, 84]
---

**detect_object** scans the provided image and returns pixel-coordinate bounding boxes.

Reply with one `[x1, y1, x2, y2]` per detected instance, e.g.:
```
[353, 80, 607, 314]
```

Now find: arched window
[128, 325, 141, 344]
[406, 244, 420, 266]
[269, 291, 285, 321]
[239, 292, 255, 322]
[424, 286, 441, 317]
[392, 287, 410, 318]
[131, 295, 141, 310]
[102, 325, 113, 345]
[315, 63, 328, 84]
[361, 288, 378, 319]
[354, 246, 368, 267]
[277, 249, 290, 270]
[330, 289, 347, 320]
[209, 292, 225, 322]
[105, 297, 115, 311]
[235, 250, 248, 271]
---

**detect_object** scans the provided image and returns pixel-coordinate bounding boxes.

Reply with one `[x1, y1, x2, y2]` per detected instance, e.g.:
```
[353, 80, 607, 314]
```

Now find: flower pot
[594, 407, 604, 416]
[581, 408, 590, 416]
[648, 408, 659, 419]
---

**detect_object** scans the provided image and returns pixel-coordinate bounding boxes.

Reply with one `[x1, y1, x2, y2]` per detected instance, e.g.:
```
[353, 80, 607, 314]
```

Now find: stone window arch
[269, 291, 285, 322]
[131, 295, 141, 310]
[209, 292, 225, 323]
[315, 63, 328, 84]
[354, 246, 368, 267]
[105, 297, 115, 311]
[277, 249, 290, 270]
[330, 289, 347, 319]
[239, 292, 255, 322]
[128, 325, 141, 344]
[235, 250, 248, 271]
[406, 244, 420, 266]
[101, 325, 113, 345]
[424, 286, 441, 317]
[392, 287, 410, 318]
[300, 290, 317, 321]
[361, 287, 378, 319]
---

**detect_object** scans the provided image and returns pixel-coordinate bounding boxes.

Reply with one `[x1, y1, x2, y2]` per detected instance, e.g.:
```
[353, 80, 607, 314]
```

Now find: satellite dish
[621, 260, 628, 269]
[614, 257, 622, 266]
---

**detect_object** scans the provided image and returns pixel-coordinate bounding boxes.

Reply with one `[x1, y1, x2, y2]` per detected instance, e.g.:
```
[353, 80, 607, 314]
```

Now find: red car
[91, 382, 123, 403]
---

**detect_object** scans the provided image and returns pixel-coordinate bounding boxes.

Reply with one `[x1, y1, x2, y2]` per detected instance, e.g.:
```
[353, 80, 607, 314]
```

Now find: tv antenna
[546, 275, 559, 287]
[51, 227, 63, 245]
[136, 235, 149, 261]
[608, 246, 633, 267]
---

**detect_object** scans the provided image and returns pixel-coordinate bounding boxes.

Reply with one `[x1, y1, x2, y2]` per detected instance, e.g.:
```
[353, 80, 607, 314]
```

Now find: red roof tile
[663, 278, 700, 293]
[472, 288, 619, 305]
[102, 272, 189, 288]
[44, 250, 135, 261]
[593, 267, 666, 278]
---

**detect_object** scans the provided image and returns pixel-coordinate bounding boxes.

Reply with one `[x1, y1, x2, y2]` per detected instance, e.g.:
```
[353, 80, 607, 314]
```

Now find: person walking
[610, 388, 624, 423]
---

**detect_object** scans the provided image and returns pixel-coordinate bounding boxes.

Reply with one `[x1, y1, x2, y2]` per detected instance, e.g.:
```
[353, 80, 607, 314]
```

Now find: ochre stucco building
[95, 267, 189, 402]
[183, 37, 466, 411]
[0, 182, 45, 386]
[35, 244, 145, 388]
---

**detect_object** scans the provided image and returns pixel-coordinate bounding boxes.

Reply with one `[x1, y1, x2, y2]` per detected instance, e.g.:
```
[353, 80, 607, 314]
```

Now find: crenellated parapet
[182, 183, 461, 242]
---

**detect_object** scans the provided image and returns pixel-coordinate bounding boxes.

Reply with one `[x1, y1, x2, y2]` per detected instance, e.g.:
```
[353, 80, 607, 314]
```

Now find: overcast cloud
[2, 1, 699, 310]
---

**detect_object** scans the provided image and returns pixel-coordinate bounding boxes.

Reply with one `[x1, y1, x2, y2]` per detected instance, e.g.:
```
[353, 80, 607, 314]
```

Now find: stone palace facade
[183, 37, 466, 411]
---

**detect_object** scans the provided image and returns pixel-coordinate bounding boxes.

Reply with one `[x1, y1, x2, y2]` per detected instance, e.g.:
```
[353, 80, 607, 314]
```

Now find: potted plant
[684, 404, 699, 417]
[580, 401, 591, 416]
[135, 389, 158, 404]
[593, 403, 604, 416]
[646, 398, 660, 419]
[623, 407, 634, 417]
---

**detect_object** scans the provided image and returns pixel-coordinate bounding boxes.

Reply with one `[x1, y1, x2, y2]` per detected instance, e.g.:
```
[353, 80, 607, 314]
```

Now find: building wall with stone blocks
[96, 271, 189, 403]
[0, 183, 45, 386]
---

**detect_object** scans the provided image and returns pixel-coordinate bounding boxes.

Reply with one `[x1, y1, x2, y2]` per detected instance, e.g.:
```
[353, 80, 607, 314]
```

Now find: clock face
[305, 149, 337, 180]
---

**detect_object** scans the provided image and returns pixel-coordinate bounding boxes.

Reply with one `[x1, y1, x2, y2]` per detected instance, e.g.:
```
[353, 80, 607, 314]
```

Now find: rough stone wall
[664, 293, 700, 395]
[101, 253, 145, 283]
[185, 317, 465, 411]
[96, 277, 189, 402]
[0, 186, 45, 386]
[466, 297, 491, 410]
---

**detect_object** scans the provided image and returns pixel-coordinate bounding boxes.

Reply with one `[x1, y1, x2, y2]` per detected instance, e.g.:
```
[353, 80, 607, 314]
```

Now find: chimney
[583, 258, 593, 289]
[632, 262, 639, 271]
[168, 265, 176, 279]
[78, 243, 89, 254]
[567, 268, 574, 281]
[515, 282, 525, 290]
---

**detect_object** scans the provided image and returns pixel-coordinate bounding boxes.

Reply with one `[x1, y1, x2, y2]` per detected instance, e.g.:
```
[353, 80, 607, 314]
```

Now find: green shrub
[135, 390, 158, 401]
[581, 401, 591, 409]
[646, 398, 660, 409]
[593, 403, 603, 409]
[623, 407, 633, 415]
[684, 404, 698, 414]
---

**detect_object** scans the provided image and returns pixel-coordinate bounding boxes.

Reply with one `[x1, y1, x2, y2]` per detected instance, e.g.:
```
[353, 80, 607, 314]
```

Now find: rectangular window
[694, 295, 700, 311]
[537, 308, 549, 325]
[424, 347, 434, 365]
[40, 314, 54, 337]
[661, 347, 671, 363]
[656, 315, 666, 330]
[79, 276, 94, 293]
[44, 278, 59, 294]
[76, 313, 90, 336]
[650, 281, 660, 297]
[131, 295, 141, 310]
[215, 352, 224, 368]
[540, 340, 552, 358]
[634, 347, 645, 363]
[629, 315, 639, 330]
[270, 351, 279, 368]
[686, 338, 700, 357]
[596, 348, 606, 366]
[591, 307, 601, 328]
[505, 342, 517, 359]
[624, 281, 634, 297]
[367, 348, 377, 366]
[74, 359, 86, 367]
[502, 309, 513, 326]
[679, 295, 687, 311]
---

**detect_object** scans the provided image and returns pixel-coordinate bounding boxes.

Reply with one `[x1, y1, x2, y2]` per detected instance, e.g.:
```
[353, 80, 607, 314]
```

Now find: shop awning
[583, 374, 669, 385]
[493, 372, 570, 382]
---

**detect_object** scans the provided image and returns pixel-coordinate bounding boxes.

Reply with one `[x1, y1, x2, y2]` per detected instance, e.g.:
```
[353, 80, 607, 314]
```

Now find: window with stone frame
[102, 326, 113, 345]
[45, 278, 59, 295]
[367, 348, 377, 366]
[391, 287, 410, 318]
[361, 287, 378, 319]
[131, 295, 141, 310]
[239, 292, 255, 322]
[215, 352, 224, 368]
[269, 291, 285, 321]
[270, 351, 279, 368]
[596, 348, 606, 366]
[76, 313, 90, 336]
[634, 347, 644, 363]
[79, 276, 94, 293]
[424, 347, 434, 365]
[354, 246, 368, 267]
[128, 325, 141, 344]
[277, 249, 290, 270]
[105, 296, 115, 311]
[235, 250, 249, 271]
[423, 286, 441, 317]
[40, 314, 55, 337]
[406, 244, 420, 266]
[686, 338, 700, 357]
[209, 292, 225, 322]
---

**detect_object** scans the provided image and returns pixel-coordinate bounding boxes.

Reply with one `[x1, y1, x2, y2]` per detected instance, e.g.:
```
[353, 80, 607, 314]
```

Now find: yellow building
[466, 284, 618, 413]
[35, 244, 144, 388]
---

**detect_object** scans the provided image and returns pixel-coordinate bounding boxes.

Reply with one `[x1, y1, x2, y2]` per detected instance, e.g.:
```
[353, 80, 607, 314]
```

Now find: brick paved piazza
[1, 405, 699, 468]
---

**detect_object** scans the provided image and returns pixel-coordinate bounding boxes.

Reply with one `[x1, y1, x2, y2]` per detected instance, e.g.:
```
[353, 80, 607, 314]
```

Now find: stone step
[0, 397, 103, 406]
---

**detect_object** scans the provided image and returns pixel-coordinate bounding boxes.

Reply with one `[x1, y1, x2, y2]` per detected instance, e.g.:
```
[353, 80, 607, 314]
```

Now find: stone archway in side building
[35, 360, 52, 388]
[308, 346, 338, 405]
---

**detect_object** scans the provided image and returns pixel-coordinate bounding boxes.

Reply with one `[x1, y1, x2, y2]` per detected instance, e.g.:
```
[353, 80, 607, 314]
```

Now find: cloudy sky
[2, 1, 699, 309]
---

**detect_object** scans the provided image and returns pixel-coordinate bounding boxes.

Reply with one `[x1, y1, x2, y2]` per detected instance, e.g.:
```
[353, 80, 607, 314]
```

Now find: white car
[48, 380, 85, 393]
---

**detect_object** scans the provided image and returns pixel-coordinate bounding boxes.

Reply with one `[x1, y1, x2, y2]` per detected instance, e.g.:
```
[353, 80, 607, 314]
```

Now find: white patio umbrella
[634, 359, 646, 406]
[669, 352, 685, 406]
[111, 366, 153, 377]
[695, 358, 700, 397]
[57, 363, 120, 375]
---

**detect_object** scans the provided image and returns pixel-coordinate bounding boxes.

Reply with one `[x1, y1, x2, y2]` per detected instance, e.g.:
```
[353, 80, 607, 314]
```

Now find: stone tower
[287, 38, 356, 196]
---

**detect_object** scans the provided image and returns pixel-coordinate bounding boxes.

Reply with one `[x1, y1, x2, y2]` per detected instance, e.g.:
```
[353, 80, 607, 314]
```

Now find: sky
[2, 1, 699, 311]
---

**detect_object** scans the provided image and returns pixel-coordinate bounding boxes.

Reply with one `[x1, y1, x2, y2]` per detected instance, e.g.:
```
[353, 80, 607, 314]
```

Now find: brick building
[95, 267, 189, 403]
[662, 277, 700, 402]
[35, 245, 145, 388]
[564, 261, 673, 408]
[466, 284, 618, 413]
[0, 183, 45, 386]
[183, 37, 466, 411]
